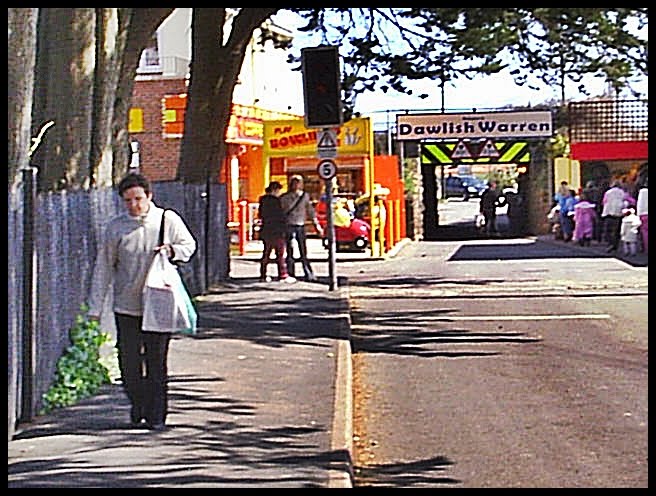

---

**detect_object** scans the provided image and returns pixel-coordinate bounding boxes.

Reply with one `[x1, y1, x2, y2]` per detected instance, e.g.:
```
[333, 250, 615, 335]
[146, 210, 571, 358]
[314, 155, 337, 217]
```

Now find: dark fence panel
[206, 182, 230, 286]
[8, 190, 24, 440]
[8, 180, 229, 438]
[153, 181, 206, 295]
[32, 189, 118, 423]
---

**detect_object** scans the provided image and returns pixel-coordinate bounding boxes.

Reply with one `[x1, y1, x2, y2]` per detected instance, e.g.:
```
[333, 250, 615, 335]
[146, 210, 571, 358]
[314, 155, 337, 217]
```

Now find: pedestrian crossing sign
[451, 140, 472, 159]
[317, 129, 338, 148]
[478, 139, 500, 158]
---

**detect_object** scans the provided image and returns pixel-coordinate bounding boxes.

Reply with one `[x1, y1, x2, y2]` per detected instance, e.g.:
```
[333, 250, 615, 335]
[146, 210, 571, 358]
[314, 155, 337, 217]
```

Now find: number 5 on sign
[317, 159, 337, 180]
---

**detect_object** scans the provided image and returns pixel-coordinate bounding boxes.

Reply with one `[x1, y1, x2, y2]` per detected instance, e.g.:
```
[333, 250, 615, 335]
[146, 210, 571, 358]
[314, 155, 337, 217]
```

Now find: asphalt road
[341, 203, 648, 488]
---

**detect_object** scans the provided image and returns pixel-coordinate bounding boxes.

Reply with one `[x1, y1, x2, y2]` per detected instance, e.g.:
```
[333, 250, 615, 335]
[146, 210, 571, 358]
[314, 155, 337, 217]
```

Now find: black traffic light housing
[301, 46, 344, 128]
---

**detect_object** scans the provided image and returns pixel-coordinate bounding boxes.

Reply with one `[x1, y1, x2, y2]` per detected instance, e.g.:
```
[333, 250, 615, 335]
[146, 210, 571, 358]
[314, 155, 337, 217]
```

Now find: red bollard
[385, 199, 393, 252]
[394, 199, 401, 244]
[238, 200, 248, 255]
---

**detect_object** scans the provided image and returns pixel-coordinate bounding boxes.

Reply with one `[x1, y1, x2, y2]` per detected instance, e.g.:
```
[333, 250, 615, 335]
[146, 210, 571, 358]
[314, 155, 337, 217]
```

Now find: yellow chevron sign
[421, 141, 530, 164]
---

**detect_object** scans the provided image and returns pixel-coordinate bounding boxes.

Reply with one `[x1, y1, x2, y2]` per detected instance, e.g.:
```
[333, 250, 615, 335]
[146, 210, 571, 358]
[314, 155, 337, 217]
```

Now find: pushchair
[547, 205, 563, 240]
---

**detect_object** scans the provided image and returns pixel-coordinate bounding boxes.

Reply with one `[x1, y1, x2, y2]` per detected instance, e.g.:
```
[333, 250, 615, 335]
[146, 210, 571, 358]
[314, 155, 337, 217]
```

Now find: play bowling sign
[263, 117, 371, 157]
[396, 110, 553, 140]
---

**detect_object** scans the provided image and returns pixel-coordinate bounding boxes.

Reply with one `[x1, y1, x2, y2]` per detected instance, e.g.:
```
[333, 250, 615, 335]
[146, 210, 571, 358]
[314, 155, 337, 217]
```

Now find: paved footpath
[8, 239, 358, 488]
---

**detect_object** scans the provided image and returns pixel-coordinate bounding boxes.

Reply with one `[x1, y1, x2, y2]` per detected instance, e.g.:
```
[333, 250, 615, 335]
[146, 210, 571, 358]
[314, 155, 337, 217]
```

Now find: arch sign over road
[396, 110, 553, 141]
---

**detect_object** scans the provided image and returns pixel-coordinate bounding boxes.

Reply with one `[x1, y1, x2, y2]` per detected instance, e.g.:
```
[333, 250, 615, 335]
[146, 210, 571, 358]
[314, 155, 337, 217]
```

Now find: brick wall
[131, 78, 187, 181]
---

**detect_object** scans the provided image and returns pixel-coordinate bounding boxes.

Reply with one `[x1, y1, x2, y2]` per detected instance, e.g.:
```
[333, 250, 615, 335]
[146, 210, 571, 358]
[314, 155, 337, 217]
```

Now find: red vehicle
[316, 197, 370, 252]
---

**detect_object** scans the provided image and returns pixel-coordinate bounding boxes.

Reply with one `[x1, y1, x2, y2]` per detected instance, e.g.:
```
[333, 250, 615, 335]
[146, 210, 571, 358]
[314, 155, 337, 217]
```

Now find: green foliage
[40, 305, 113, 414]
[288, 8, 647, 114]
[550, 132, 570, 158]
[402, 158, 417, 195]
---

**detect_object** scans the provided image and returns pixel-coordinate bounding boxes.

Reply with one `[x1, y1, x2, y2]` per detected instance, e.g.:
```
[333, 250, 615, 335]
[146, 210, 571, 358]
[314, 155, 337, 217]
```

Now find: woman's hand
[155, 244, 175, 258]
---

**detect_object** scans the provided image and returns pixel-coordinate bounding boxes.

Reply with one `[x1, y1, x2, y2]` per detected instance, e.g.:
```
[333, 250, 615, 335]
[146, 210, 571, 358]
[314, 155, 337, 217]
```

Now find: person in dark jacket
[258, 181, 296, 283]
[505, 189, 526, 236]
[479, 181, 501, 236]
[583, 180, 604, 242]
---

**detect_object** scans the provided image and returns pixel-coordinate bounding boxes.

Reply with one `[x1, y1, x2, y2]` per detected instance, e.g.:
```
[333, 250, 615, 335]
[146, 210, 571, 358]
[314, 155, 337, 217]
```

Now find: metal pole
[20, 166, 37, 422]
[367, 122, 376, 257]
[202, 172, 211, 294]
[326, 177, 337, 291]
[386, 110, 392, 155]
[441, 79, 445, 113]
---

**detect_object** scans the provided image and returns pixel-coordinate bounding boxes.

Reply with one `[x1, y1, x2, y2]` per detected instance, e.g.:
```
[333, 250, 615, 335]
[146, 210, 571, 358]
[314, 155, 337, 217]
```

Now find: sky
[272, 9, 647, 126]
[353, 69, 648, 116]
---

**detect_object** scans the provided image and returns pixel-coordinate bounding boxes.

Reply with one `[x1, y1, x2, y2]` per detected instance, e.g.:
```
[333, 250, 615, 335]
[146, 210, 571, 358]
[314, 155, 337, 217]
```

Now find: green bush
[40, 305, 113, 414]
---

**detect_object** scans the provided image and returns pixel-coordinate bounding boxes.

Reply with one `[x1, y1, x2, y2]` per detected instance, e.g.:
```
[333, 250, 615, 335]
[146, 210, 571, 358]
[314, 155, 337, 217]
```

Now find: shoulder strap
[159, 208, 168, 246]
[284, 192, 305, 216]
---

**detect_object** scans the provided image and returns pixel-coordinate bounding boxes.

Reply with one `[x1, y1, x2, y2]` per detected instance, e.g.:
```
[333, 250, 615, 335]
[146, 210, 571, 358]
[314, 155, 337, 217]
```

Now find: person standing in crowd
[553, 181, 569, 233]
[257, 181, 296, 283]
[505, 188, 525, 236]
[88, 173, 197, 431]
[554, 180, 569, 209]
[583, 180, 604, 242]
[479, 181, 501, 236]
[620, 207, 642, 256]
[556, 180, 569, 196]
[601, 180, 627, 253]
[636, 179, 648, 254]
[554, 185, 577, 242]
[280, 175, 324, 281]
[572, 191, 596, 246]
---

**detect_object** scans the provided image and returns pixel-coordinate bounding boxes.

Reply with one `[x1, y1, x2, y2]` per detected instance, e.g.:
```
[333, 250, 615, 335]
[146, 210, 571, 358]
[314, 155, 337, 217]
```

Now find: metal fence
[568, 99, 648, 142]
[8, 178, 228, 440]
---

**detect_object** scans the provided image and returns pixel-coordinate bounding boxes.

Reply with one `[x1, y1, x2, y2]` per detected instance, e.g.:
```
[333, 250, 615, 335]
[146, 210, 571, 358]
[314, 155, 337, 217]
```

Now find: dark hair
[118, 172, 151, 197]
[265, 181, 282, 194]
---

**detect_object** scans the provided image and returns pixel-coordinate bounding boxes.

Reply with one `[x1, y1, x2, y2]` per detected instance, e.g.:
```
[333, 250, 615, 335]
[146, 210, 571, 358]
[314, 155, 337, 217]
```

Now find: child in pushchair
[547, 204, 563, 240]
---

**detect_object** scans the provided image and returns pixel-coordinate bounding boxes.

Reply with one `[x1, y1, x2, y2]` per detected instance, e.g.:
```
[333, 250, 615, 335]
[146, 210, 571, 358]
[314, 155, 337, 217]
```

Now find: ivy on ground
[40, 305, 113, 414]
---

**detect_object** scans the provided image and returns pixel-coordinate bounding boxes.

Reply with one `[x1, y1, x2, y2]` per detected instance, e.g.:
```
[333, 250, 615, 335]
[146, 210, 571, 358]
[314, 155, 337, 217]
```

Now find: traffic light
[301, 46, 343, 128]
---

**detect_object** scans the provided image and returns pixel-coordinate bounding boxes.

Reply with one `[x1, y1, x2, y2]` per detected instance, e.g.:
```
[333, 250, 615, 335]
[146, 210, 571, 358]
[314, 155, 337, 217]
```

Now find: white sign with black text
[396, 110, 553, 140]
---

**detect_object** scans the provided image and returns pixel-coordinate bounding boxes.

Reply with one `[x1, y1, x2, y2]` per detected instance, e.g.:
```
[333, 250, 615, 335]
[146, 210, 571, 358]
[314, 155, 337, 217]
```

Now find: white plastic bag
[142, 249, 193, 333]
[475, 213, 486, 229]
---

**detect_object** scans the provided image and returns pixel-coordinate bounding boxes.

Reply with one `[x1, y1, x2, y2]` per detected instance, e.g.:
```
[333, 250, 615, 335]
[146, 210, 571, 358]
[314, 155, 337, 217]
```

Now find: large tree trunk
[29, 8, 173, 191]
[178, 8, 279, 184]
[89, 8, 124, 188]
[32, 8, 97, 192]
[27, 8, 275, 191]
[7, 8, 39, 193]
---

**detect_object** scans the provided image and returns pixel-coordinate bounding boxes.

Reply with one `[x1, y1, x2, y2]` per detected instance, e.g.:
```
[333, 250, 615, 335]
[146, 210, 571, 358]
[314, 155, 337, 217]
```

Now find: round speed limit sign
[317, 159, 337, 180]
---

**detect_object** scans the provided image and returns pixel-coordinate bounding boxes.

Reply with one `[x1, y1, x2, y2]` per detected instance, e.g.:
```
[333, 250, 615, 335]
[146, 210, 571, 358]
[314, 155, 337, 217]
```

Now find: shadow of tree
[9, 278, 353, 488]
[9, 379, 346, 488]
[191, 290, 350, 348]
[350, 305, 541, 358]
[354, 455, 461, 487]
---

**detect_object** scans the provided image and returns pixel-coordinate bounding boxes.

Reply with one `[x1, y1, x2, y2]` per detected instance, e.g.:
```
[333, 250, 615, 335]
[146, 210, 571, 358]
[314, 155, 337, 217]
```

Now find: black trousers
[482, 209, 497, 235]
[115, 313, 171, 425]
[603, 215, 623, 250]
